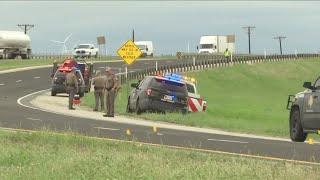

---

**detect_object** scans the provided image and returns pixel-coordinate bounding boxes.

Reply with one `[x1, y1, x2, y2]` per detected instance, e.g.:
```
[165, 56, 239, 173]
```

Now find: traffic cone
[153, 126, 157, 133]
[73, 95, 81, 105]
[126, 129, 131, 136]
[307, 138, 314, 145]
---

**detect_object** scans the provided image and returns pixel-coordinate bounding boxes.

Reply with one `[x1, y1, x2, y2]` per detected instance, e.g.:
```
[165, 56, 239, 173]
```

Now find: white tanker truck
[0, 31, 31, 59]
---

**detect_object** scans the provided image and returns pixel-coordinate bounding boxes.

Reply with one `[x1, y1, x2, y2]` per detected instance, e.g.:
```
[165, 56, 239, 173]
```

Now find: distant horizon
[1, 1, 319, 55]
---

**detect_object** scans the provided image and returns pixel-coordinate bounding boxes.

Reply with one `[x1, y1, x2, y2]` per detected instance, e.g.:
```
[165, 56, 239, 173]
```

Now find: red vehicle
[51, 58, 93, 96]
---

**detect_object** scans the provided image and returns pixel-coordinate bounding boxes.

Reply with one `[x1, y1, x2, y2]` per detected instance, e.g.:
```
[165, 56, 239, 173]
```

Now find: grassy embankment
[83, 58, 320, 137]
[0, 129, 319, 179]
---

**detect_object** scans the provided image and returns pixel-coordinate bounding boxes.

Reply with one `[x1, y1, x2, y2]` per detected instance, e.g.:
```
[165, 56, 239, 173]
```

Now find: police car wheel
[126, 97, 132, 113]
[289, 108, 307, 142]
[135, 99, 142, 115]
[51, 91, 56, 96]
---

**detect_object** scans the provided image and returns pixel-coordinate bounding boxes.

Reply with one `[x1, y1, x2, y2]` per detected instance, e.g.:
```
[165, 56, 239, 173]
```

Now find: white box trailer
[134, 41, 154, 57]
[198, 35, 235, 54]
[0, 31, 31, 59]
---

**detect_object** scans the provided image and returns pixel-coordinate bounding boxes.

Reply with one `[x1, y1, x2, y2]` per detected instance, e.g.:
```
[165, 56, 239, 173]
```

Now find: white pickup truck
[73, 44, 99, 58]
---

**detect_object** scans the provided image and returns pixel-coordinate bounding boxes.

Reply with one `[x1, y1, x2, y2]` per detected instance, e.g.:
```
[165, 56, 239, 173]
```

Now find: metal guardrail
[116, 53, 320, 85]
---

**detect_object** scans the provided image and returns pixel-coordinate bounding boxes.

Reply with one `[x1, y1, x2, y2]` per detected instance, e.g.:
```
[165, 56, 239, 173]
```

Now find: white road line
[208, 138, 249, 144]
[16, 80, 22, 83]
[26, 117, 42, 121]
[94, 127, 120, 131]
[33, 76, 40, 79]
[99, 67, 105, 69]
[0, 83, 4, 86]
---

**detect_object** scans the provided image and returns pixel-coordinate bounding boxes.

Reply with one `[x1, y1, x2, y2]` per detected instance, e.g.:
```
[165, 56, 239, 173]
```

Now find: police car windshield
[55, 71, 66, 77]
[151, 78, 186, 93]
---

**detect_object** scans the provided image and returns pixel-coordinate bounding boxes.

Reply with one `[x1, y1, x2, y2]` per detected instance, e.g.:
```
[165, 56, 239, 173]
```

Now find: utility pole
[17, 24, 34, 34]
[242, 26, 255, 54]
[273, 36, 286, 55]
[132, 29, 135, 42]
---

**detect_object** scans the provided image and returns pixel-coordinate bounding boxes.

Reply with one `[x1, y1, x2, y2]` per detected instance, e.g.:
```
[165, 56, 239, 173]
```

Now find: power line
[17, 24, 34, 34]
[242, 26, 255, 54]
[273, 36, 286, 55]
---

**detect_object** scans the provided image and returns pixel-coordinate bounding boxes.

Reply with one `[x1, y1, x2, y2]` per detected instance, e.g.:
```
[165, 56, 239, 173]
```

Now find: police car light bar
[164, 73, 196, 83]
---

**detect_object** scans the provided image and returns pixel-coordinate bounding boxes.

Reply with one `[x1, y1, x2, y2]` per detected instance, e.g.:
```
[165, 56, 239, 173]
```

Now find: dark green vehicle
[287, 78, 320, 142]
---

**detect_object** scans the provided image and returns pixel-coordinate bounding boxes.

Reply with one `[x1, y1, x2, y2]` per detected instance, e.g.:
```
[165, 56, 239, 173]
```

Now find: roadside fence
[116, 53, 320, 85]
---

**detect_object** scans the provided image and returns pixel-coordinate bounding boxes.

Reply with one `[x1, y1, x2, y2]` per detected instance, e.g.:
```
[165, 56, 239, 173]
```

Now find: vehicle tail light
[146, 88, 152, 96]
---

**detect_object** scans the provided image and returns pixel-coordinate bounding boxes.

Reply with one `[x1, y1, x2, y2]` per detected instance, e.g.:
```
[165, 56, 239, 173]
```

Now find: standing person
[103, 67, 118, 117]
[65, 67, 79, 110]
[224, 48, 231, 63]
[92, 70, 105, 111]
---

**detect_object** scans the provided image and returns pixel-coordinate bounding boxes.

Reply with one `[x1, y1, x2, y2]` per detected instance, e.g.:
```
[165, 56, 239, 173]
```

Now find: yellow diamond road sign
[117, 40, 142, 65]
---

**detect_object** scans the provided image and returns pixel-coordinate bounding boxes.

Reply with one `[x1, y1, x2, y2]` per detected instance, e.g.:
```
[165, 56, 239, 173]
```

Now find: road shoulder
[22, 89, 294, 142]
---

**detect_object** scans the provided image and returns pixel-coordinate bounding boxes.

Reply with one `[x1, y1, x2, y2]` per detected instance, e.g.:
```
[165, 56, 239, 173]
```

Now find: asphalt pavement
[1, 58, 320, 164]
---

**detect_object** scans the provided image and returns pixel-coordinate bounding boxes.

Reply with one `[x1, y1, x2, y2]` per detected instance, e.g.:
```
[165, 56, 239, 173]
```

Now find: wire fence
[116, 53, 320, 85]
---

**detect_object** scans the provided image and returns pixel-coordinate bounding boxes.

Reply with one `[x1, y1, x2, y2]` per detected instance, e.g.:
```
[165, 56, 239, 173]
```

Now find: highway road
[1, 59, 320, 164]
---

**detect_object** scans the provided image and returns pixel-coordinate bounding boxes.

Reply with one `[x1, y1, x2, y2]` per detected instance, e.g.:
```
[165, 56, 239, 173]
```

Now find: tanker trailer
[0, 31, 31, 59]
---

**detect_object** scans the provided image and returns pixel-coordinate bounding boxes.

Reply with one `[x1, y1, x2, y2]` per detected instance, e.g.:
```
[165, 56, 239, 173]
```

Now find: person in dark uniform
[103, 67, 118, 117]
[65, 67, 79, 110]
[92, 70, 105, 111]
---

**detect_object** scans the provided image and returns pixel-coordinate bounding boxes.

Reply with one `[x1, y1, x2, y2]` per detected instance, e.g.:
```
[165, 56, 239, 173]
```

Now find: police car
[51, 67, 86, 97]
[287, 79, 320, 142]
[126, 75, 189, 114]
[166, 73, 207, 112]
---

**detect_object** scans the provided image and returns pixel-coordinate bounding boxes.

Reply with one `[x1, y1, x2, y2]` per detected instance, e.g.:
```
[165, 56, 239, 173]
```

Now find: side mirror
[131, 83, 138, 88]
[196, 46, 199, 50]
[303, 82, 314, 90]
[146, 47, 149, 51]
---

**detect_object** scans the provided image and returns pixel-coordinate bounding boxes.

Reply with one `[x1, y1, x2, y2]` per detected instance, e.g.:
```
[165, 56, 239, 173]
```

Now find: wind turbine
[51, 33, 73, 54]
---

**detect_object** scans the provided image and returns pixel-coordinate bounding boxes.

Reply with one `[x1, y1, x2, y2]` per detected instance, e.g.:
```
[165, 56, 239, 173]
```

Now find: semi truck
[0, 31, 31, 59]
[198, 35, 235, 54]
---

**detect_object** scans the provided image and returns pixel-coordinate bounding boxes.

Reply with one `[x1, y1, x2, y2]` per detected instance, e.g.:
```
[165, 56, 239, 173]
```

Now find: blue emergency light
[164, 73, 183, 82]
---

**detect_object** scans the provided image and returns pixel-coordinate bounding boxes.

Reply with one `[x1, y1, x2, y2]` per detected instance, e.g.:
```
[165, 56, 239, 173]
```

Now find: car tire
[289, 107, 307, 142]
[51, 90, 56, 96]
[135, 98, 142, 115]
[126, 97, 132, 113]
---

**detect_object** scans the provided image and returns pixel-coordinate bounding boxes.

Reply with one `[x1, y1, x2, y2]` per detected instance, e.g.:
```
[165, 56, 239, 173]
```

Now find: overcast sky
[1, 1, 319, 55]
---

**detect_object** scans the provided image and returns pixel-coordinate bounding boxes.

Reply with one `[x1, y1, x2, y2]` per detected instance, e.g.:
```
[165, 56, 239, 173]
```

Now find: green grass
[0, 59, 57, 70]
[82, 58, 320, 138]
[0, 129, 319, 179]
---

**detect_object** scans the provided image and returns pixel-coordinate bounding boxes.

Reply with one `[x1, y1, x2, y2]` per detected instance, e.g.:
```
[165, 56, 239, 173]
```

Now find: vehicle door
[303, 78, 320, 129]
[131, 78, 146, 107]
